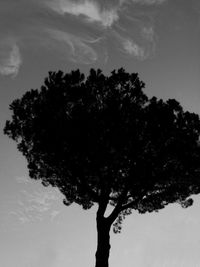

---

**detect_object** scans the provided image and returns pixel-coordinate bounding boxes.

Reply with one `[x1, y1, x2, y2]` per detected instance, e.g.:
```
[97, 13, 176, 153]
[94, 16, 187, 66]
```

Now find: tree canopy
[4, 68, 200, 233]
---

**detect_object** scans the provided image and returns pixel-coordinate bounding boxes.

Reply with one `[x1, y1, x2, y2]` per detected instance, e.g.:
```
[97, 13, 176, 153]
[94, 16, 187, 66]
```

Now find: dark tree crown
[4, 68, 200, 232]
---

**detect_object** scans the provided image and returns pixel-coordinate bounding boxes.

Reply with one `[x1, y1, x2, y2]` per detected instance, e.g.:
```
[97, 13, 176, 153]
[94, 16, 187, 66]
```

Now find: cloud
[113, 30, 148, 60]
[22, 189, 60, 213]
[8, 187, 62, 224]
[131, 0, 167, 4]
[50, 210, 61, 221]
[110, 7, 156, 61]
[141, 26, 155, 41]
[122, 38, 146, 59]
[47, 28, 98, 64]
[47, 0, 119, 27]
[0, 0, 163, 77]
[15, 176, 31, 184]
[0, 40, 22, 77]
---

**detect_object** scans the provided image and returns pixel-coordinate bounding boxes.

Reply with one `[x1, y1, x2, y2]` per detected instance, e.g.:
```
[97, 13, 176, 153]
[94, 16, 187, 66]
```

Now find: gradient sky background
[1, 0, 200, 266]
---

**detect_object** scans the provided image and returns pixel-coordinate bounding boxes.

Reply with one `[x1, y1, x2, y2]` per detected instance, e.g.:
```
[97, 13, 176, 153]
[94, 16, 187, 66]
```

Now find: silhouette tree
[4, 68, 200, 267]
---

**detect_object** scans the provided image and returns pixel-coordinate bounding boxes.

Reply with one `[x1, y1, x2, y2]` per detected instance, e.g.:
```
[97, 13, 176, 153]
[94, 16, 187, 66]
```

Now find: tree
[4, 68, 200, 267]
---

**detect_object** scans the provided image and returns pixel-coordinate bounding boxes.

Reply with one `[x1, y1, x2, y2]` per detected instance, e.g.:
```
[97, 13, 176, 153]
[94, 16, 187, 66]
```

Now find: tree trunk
[95, 215, 111, 267]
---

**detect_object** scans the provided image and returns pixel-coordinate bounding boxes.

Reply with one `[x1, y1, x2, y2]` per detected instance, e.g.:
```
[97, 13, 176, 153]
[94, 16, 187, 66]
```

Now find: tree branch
[97, 198, 109, 218]
[120, 199, 138, 211]
[94, 176, 109, 218]
[107, 186, 129, 224]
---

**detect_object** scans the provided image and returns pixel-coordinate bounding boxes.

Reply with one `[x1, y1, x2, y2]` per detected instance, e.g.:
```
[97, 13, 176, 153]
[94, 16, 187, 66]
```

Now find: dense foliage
[4, 68, 200, 233]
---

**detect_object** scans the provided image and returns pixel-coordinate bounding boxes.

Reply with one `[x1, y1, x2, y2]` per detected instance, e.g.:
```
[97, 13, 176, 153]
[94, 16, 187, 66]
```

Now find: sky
[1, 0, 200, 266]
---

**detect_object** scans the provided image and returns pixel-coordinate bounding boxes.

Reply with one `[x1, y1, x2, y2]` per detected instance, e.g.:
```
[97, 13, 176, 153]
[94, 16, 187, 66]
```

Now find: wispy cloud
[47, 28, 98, 64]
[0, 0, 165, 77]
[122, 38, 146, 59]
[141, 26, 155, 41]
[113, 26, 152, 60]
[47, 0, 120, 27]
[50, 210, 61, 221]
[15, 176, 31, 184]
[131, 0, 167, 4]
[111, 9, 156, 61]
[22, 189, 60, 213]
[0, 40, 22, 77]
[8, 185, 62, 224]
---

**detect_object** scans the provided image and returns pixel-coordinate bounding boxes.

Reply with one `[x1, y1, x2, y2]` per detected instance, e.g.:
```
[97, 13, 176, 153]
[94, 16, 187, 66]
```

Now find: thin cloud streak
[46, 28, 98, 64]
[0, 40, 22, 77]
[131, 0, 167, 4]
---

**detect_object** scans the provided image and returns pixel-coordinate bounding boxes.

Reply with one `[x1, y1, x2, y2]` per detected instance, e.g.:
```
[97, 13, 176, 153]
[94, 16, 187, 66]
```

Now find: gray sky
[1, 0, 200, 266]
